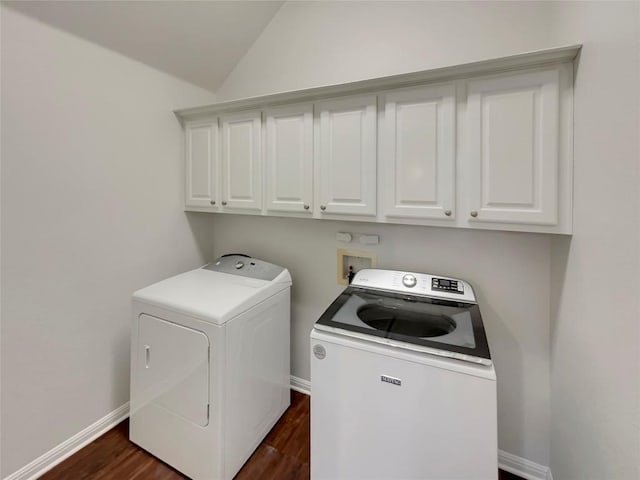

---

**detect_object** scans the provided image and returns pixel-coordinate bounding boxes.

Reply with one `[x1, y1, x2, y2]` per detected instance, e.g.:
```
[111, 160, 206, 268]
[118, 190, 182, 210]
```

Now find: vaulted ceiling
[4, 0, 284, 93]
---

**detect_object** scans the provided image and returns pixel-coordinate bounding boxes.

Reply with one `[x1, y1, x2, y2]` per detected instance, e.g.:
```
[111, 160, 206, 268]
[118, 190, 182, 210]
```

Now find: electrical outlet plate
[337, 249, 377, 285]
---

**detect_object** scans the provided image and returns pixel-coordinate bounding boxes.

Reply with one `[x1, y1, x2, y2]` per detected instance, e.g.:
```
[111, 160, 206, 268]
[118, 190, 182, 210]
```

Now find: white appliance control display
[432, 277, 464, 294]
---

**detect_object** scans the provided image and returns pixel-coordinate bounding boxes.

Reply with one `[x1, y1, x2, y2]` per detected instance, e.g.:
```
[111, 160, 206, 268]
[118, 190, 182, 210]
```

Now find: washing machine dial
[402, 274, 417, 288]
[235, 261, 245, 269]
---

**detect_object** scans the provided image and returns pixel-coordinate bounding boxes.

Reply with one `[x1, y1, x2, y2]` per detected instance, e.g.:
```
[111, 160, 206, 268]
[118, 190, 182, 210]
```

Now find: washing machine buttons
[235, 261, 245, 269]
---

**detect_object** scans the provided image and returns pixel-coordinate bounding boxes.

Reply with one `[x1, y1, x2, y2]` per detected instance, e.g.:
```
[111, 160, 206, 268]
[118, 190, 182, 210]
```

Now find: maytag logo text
[381, 375, 401, 386]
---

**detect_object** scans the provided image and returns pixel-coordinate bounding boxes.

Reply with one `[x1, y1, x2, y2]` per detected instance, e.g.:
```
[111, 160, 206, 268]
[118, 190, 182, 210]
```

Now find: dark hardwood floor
[39, 390, 522, 480]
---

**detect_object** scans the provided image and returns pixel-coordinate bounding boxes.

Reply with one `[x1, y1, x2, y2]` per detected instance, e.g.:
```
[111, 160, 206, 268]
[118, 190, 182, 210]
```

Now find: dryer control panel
[204, 255, 285, 281]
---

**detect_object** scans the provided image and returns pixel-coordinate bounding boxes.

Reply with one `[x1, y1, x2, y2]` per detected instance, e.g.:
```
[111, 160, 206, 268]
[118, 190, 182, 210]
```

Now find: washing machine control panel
[204, 255, 285, 281]
[431, 277, 464, 294]
[352, 269, 476, 303]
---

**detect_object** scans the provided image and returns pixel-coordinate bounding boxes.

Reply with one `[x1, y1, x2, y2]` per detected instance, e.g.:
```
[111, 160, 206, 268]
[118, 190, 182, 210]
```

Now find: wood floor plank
[235, 444, 308, 480]
[39, 422, 137, 480]
[263, 391, 310, 464]
[37, 390, 522, 480]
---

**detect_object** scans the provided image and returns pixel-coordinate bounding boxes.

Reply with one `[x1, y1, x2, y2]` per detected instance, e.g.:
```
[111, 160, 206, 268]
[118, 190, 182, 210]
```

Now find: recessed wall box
[337, 249, 377, 285]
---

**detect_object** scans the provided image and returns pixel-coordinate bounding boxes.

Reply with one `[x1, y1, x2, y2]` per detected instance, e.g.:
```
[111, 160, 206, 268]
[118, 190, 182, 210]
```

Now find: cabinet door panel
[382, 84, 455, 219]
[185, 119, 218, 208]
[265, 104, 313, 214]
[467, 68, 559, 225]
[317, 95, 377, 216]
[221, 111, 262, 211]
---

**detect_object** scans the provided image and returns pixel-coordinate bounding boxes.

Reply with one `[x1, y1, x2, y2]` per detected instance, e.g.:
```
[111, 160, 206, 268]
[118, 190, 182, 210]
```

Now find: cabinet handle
[222, 201, 227, 206]
[320, 205, 326, 211]
[304, 204, 310, 210]
[470, 210, 478, 218]
[145, 345, 151, 369]
[444, 209, 452, 217]
[210, 200, 216, 206]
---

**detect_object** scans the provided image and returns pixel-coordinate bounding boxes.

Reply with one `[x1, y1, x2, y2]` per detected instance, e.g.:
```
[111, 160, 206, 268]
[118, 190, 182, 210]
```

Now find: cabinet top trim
[175, 44, 581, 120]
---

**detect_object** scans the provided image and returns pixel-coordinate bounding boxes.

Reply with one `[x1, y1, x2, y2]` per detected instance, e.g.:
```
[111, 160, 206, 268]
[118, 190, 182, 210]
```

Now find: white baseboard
[499, 449, 552, 480]
[4, 403, 130, 480]
[290, 375, 311, 395]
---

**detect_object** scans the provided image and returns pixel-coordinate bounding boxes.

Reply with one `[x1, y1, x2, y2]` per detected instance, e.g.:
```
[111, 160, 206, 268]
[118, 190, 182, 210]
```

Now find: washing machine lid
[133, 255, 291, 325]
[315, 269, 491, 365]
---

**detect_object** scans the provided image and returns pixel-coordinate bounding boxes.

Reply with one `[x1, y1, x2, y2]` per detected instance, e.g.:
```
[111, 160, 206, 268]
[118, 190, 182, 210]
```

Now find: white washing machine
[311, 268, 497, 480]
[130, 254, 292, 480]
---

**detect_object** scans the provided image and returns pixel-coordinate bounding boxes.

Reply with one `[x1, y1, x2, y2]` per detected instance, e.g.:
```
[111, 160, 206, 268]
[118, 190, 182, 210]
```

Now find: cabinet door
[221, 110, 262, 211]
[316, 95, 377, 216]
[466, 68, 560, 225]
[382, 85, 455, 220]
[265, 104, 313, 214]
[185, 119, 218, 209]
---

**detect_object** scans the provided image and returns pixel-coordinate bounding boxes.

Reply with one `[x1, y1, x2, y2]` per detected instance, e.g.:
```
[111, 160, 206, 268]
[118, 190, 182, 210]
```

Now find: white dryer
[130, 254, 292, 480]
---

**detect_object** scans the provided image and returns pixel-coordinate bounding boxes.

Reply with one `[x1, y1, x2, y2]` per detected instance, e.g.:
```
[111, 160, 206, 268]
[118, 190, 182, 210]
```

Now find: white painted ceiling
[4, 0, 284, 93]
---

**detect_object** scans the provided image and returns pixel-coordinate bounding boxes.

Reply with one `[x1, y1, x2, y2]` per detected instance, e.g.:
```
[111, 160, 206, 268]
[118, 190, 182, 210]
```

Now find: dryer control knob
[402, 274, 417, 288]
[235, 261, 244, 269]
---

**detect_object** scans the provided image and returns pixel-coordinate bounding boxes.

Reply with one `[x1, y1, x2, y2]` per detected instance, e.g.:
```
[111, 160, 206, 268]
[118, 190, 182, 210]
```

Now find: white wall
[549, 3, 640, 479]
[214, 0, 562, 467]
[0, 7, 216, 477]
[216, 0, 557, 100]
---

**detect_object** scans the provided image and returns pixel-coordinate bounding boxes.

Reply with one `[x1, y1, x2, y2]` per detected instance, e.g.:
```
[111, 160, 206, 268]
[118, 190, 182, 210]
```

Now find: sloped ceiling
[3, 0, 284, 93]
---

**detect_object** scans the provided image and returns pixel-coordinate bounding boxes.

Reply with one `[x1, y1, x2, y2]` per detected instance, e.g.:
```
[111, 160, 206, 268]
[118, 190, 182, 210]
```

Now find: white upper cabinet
[466, 67, 561, 226]
[265, 104, 314, 214]
[185, 118, 218, 209]
[220, 110, 262, 212]
[179, 46, 578, 233]
[381, 84, 456, 220]
[316, 95, 377, 217]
